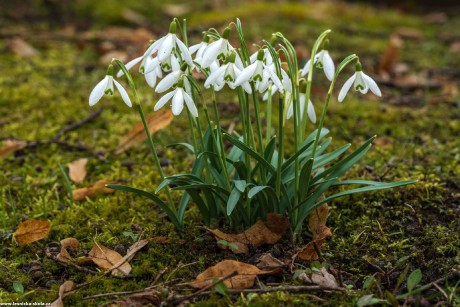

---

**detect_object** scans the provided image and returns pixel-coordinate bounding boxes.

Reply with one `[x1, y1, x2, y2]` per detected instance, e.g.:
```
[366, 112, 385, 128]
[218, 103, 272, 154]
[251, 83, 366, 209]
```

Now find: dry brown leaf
[50, 280, 77, 307]
[297, 204, 332, 260]
[190, 260, 280, 289]
[108, 290, 161, 307]
[378, 34, 402, 78]
[299, 267, 339, 289]
[67, 158, 88, 184]
[72, 180, 118, 201]
[88, 242, 132, 276]
[207, 213, 289, 254]
[7, 38, 40, 57]
[124, 239, 149, 262]
[115, 109, 173, 155]
[57, 238, 81, 261]
[13, 219, 51, 246]
[256, 253, 285, 270]
[0, 140, 27, 158]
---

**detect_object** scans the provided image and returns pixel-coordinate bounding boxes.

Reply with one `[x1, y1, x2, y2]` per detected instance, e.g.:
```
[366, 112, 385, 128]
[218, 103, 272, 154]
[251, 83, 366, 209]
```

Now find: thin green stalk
[251, 88, 266, 184]
[265, 84, 273, 145]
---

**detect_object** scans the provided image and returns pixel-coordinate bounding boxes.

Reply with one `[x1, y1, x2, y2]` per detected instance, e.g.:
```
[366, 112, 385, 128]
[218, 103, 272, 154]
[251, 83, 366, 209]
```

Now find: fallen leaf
[7, 38, 39, 57]
[256, 253, 285, 270]
[57, 238, 81, 261]
[67, 158, 88, 184]
[13, 219, 51, 246]
[50, 281, 76, 307]
[115, 109, 174, 155]
[297, 204, 332, 260]
[88, 242, 132, 276]
[299, 267, 339, 289]
[72, 180, 119, 201]
[124, 239, 149, 262]
[0, 140, 27, 158]
[190, 260, 280, 289]
[378, 34, 402, 78]
[108, 290, 161, 307]
[207, 213, 289, 254]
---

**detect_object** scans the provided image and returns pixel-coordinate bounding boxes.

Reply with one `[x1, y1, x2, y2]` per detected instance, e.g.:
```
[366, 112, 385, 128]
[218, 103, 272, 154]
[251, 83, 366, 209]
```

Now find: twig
[45, 251, 98, 275]
[167, 271, 238, 305]
[51, 109, 103, 141]
[150, 268, 168, 287]
[82, 289, 153, 300]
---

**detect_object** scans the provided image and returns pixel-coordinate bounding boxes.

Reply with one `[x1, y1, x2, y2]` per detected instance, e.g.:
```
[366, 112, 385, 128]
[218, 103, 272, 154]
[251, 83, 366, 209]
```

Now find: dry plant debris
[299, 267, 339, 289]
[72, 180, 119, 201]
[67, 158, 88, 183]
[57, 238, 81, 262]
[50, 281, 77, 307]
[13, 219, 51, 246]
[206, 213, 289, 254]
[87, 242, 132, 276]
[0, 139, 27, 158]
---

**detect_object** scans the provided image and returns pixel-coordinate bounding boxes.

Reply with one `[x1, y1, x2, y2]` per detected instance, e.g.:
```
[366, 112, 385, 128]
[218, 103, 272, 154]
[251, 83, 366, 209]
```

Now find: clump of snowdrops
[90, 18, 415, 242]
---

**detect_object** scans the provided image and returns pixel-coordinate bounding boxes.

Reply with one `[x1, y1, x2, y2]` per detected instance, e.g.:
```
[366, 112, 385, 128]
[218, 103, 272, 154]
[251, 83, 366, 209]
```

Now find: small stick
[82, 289, 154, 300]
[51, 108, 103, 141]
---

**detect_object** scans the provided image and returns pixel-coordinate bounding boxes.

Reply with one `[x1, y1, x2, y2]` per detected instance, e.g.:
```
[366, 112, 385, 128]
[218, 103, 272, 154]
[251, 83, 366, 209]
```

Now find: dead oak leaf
[299, 267, 339, 289]
[297, 204, 332, 260]
[108, 290, 161, 307]
[87, 242, 132, 276]
[115, 109, 173, 155]
[190, 260, 280, 289]
[50, 280, 77, 307]
[67, 158, 88, 184]
[256, 253, 285, 270]
[72, 180, 119, 201]
[207, 213, 289, 254]
[0, 140, 27, 158]
[13, 219, 51, 246]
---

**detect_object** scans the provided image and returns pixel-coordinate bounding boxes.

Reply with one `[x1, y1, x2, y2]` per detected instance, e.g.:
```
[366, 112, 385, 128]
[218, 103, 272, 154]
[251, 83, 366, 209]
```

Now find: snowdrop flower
[234, 49, 283, 94]
[89, 65, 132, 107]
[286, 94, 316, 124]
[189, 34, 210, 67]
[155, 63, 188, 93]
[301, 40, 335, 81]
[200, 28, 241, 68]
[338, 62, 382, 102]
[160, 53, 180, 72]
[204, 53, 251, 92]
[143, 21, 193, 68]
[143, 57, 163, 88]
[116, 40, 157, 78]
[154, 78, 198, 117]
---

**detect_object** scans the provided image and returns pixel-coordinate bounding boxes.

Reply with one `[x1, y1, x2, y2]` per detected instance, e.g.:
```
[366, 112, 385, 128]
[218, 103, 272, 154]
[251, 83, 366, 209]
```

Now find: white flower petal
[155, 71, 180, 93]
[205, 65, 226, 88]
[144, 37, 164, 57]
[175, 37, 194, 67]
[267, 68, 283, 92]
[355, 72, 368, 94]
[154, 90, 176, 111]
[235, 62, 258, 86]
[89, 76, 109, 106]
[145, 71, 158, 88]
[322, 51, 335, 81]
[183, 90, 198, 117]
[189, 42, 203, 55]
[338, 74, 356, 102]
[201, 39, 223, 68]
[301, 59, 312, 76]
[116, 56, 143, 78]
[307, 99, 316, 124]
[286, 100, 294, 119]
[113, 80, 132, 107]
[143, 57, 160, 74]
[158, 34, 174, 62]
[362, 72, 382, 97]
[171, 89, 184, 115]
[241, 82, 252, 94]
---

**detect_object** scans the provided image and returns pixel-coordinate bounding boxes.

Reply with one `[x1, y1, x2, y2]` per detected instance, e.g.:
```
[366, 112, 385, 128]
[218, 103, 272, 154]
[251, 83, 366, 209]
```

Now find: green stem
[265, 85, 273, 145]
[251, 88, 266, 184]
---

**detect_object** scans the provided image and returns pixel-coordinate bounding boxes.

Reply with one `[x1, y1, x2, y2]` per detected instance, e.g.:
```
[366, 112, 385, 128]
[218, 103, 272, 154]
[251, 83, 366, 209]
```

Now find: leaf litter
[13, 219, 51, 246]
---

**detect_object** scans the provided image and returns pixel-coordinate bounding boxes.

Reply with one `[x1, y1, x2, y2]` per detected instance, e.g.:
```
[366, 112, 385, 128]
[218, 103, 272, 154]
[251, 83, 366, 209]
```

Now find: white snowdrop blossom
[143, 21, 193, 68]
[189, 35, 210, 68]
[143, 57, 163, 88]
[301, 41, 335, 81]
[200, 28, 241, 68]
[286, 93, 316, 124]
[155, 63, 188, 93]
[204, 53, 251, 92]
[154, 78, 198, 117]
[89, 65, 132, 107]
[234, 49, 283, 94]
[338, 62, 382, 102]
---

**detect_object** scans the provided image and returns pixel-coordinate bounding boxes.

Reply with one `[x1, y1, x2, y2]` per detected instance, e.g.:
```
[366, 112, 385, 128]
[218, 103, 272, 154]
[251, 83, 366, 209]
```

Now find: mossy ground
[1, 1, 459, 306]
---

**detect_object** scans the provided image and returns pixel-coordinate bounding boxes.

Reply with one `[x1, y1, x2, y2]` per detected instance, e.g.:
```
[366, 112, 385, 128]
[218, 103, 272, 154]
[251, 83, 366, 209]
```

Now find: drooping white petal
[175, 37, 194, 67]
[155, 71, 181, 93]
[354, 72, 368, 94]
[154, 90, 176, 111]
[144, 57, 160, 74]
[205, 64, 226, 88]
[234, 62, 258, 86]
[241, 82, 253, 94]
[307, 99, 316, 124]
[362, 72, 382, 97]
[157, 34, 174, 62]
[171, 89, 184, 115]
[322, 51, 335, 81]
[301, 59, 312, 76]
[201, 39, 223, 68]
[145, 71, 158, 88]
[267, 68, 283, 92]
[286, 100, 294, 119]
[183, 90, 198, 117]
[143, 37, 165, 57]
[117, 56, 143, 78]
[113, 80, 132, 107]
[89, 76, 109, 106]
[338, 74, 356, 102]
[189, 42, 203, 55]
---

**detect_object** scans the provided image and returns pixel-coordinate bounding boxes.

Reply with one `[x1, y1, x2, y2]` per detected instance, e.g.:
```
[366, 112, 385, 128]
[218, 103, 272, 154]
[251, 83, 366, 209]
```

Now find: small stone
[31, 271, 44, 281]
[160, 159, 171, 167]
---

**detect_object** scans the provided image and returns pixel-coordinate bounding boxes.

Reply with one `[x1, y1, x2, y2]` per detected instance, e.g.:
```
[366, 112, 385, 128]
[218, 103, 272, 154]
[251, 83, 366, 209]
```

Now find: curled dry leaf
[57, 238, 81, 262]
[378, 34, 402, 78]
[87, 242, 132, 276]
[50, 280, 76, 307]
[190, 260, 281, 289]
[125, 239, 149, 262]
[107, 290, 161, 307]
[299, 267, 339, 289]
[115, 109, 173, 155]
[207, 213, 289, 254]
[297, 204, 332, 260]
[0, 140, 27, 158]
[256, 253, 285, 270]
[7, 37, 40, 57]
[72, 180, 119, 201]
[67, 158, 88, 184]
[13, 219, 51, 246]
